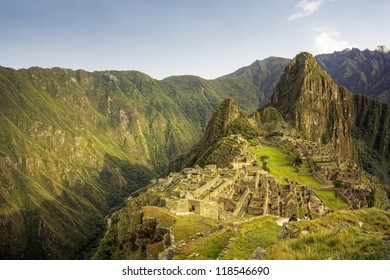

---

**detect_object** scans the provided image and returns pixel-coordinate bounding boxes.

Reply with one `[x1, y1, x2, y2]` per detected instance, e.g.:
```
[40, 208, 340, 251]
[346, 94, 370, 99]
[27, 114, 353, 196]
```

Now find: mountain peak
[195, 98, 258, 165]
[269, 52, 355, 158]
[294, 51, 315, 62]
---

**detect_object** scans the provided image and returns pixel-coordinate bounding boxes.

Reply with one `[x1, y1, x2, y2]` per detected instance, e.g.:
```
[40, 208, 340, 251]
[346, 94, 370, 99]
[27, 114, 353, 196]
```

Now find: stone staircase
[297, 157, 313, 176]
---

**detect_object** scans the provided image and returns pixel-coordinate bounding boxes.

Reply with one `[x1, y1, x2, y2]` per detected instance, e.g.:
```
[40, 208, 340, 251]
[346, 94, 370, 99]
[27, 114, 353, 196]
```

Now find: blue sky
[0, 0, 389, 79]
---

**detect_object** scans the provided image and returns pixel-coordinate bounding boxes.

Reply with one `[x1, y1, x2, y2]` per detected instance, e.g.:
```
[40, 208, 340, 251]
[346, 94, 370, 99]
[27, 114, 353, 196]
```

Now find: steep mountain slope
[316, 48, 390, 103]
[352, 94, 390, 182]
[268, 52, 390, 184]
[269, 52, 355, 159]
[220, 57, 290, 106]
[168, 98, 259, 171]
[0, 67, 188, 259]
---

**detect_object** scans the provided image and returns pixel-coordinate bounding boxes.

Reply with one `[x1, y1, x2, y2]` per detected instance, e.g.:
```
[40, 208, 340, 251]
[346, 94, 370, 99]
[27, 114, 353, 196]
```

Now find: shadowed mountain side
[352, 94, 390, 183]
[0, 153, 154, 259]
[97, 154, 156, 211]
[0, 192, 103, 259]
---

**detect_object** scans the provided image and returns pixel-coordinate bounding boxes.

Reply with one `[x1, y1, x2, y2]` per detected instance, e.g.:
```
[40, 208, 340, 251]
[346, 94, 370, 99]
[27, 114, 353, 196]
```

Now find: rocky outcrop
[198, 99, 249, 157]
[251, 106, 286, 133]
[178, 99, 259, 168]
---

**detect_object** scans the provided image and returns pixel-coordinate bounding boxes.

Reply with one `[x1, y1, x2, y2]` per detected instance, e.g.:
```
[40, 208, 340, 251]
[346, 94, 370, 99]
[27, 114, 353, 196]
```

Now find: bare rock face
[251, 247, 266, 260]
[278, 224, 301, 240]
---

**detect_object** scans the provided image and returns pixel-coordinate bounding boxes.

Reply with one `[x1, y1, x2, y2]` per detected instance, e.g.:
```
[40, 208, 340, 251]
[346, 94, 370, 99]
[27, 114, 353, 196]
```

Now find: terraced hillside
[94, 132, 389, 260]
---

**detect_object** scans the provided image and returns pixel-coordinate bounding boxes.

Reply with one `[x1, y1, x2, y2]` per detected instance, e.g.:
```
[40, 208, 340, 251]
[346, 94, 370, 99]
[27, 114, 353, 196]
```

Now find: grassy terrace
[250, 145, 322, 187]
[220, 216, 281, 259]
[314, 189, 349, 211]
[174, 228, 234, 260]
[143, 206, 221, 242]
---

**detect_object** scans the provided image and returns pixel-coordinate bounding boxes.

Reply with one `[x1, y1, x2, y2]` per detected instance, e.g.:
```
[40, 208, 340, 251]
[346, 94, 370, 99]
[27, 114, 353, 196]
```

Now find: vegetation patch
[172, 213, 220, 242]
[220, 216, 281, 259]
[143, 206, 176, 227]
[314, 189, 348, 210]
[174, 227, 234, 260]
[266, 208, 390, 260]
[250, 145, 322, 186]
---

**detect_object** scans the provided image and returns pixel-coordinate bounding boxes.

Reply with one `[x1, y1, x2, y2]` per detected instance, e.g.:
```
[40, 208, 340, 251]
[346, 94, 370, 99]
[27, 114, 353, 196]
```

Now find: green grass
[174, 227, 234, 260]
[314, 190, 348, 210]
[250, 145, 322, 186]
[143, 206, 176, 227]
[172, 214, 220, 242]
[265, 208, 390, 260]
[220, 216, 281, 259]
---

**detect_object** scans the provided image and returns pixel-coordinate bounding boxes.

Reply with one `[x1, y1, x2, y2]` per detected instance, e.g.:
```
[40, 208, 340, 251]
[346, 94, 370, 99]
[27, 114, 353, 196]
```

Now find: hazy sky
[0, 0, 389, 79]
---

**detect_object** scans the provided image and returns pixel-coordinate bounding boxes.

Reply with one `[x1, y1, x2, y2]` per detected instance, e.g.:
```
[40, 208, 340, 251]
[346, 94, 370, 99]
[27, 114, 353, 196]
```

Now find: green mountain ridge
[0, 59, 286, 259]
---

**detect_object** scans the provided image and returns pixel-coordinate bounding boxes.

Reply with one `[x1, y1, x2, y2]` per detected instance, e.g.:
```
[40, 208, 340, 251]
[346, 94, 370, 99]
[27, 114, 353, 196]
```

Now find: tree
[292, 155, 303, 168]
[260, 155, 269, 170]
[333, 180, 344, 188]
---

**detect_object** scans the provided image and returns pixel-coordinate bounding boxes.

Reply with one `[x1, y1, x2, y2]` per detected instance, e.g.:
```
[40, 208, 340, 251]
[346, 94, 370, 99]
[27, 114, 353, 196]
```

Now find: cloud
[311, 30, 358, 54]
[288, 0, 327, 20]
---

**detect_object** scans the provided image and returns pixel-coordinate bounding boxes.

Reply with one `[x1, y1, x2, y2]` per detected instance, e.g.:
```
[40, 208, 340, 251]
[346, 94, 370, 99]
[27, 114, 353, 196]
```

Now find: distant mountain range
[316, 48, 390, 103]
[0, 47, 389, 259]
[225, 47, 390, 105]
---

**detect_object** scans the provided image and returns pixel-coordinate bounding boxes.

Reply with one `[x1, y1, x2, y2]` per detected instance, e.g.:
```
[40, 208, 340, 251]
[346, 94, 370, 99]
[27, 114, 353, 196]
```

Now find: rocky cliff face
[269, 52, 355, 159]
[250, 107, 286, 133]
[353, 94, 390, 156]
[352, 94, 390, 182]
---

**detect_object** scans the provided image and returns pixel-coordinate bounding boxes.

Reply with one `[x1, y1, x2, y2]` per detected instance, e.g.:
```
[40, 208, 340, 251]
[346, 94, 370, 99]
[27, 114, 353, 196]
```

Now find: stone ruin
[153, 137, 330, 221]
[285, 137, 362, 186]
[283, 137, 370, 209]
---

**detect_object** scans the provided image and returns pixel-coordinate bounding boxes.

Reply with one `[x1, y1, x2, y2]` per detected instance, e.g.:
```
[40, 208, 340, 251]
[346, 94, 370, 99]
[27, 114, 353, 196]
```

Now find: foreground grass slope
[176, 208, 390, 260]
[266, 208, 390, 259]
[99, 199, 390, 260]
